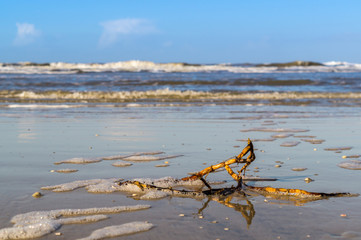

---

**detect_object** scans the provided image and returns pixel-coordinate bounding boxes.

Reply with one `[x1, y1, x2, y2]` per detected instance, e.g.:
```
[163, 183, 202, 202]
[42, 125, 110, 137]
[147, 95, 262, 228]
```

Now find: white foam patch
[280, 141, 300, 147]
[338, 160, 361, 170]
[0, 221, 61, 240]
[102, 151, 165, 160]
[132, 176, 205, 188]
[41, 178, 122, 192]
[301, 139, 325, 144]
[76, 221, 153, 240]
[241, 127, 309, 133]
[122, 154, 182, 162]
[41, 177, 208, 195]
[140, 191, 169, 200]
[86, 180, 122, 193]
[293, 135, 316, 138]
[0, 205, 150, 239]
[111, 161, 133, 167]
[54, 157, 102, 165]
[271, 133, 294, 138]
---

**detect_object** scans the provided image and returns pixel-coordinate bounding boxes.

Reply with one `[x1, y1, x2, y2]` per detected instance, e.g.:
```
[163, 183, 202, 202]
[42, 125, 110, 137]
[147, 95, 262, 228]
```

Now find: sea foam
[338, 160, 361, 170]
[0, 205, 151, 240]
[76, 221, 154, 240]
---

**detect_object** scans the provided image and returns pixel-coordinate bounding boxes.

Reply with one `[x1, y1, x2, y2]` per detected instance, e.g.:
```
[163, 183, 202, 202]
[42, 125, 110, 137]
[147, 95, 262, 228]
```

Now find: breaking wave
[1, 89, 360, 101]
[1, 89, 360, 107]
[2, 60, 361, 74]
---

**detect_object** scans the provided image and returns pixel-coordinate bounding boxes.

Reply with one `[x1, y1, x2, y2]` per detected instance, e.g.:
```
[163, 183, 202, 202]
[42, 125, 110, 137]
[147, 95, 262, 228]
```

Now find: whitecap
[3, 60, 361, 74]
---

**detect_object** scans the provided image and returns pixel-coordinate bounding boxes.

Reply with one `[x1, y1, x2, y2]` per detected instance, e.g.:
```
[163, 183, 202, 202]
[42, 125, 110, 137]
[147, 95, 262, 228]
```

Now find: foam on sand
[41, 177, 212, 198]
[0, 205, 150, 240]
[241, 127, 309, 133]
[121, 154, 183, 162]
[338, 160, 361, 170]
[301, 139, 325, 144]
[76, 221, 154, 240]
[271, 133, 294, 138]
[280, 141, 300, 147]
[41, 178, 122, 192]
[54, 152, 181, 166]
[102, 151, 165, 160]
[54, 157, 102, 165]
[140, 191, 169, 200]
[111, 161, 133, 167]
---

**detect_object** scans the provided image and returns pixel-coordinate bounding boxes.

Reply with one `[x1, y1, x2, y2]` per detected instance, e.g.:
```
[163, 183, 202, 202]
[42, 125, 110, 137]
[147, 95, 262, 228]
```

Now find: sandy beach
[3, 0, 361, 239]
[1, 103, 360, 240]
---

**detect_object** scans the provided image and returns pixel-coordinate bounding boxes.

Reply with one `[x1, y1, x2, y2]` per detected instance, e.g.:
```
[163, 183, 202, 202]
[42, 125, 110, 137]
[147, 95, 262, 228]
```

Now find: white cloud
[99, 18, 157, 47]
[14, 23, 41, 46]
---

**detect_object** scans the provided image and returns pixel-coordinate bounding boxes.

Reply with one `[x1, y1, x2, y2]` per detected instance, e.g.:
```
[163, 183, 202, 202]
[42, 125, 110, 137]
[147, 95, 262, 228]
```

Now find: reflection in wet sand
[197, 195, 255, 228]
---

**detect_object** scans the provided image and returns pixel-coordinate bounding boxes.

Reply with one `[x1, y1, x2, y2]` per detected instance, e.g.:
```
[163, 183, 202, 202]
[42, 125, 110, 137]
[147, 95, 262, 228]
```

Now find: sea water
[0, 61, 361, 239]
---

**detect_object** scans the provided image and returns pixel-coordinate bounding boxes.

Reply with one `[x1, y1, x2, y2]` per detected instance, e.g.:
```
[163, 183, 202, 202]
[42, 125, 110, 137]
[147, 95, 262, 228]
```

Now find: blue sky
[1, 0, 361, 63]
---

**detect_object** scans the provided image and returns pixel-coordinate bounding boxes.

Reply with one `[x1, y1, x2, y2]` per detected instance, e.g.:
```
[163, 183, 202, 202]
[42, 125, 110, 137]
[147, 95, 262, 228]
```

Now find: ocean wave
[1, 89, 360, 104]
[2, 60, 361, 74]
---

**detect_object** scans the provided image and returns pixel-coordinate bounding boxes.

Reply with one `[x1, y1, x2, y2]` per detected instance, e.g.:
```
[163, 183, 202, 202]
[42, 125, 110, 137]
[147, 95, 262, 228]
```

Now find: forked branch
[182, 139, 255, 182]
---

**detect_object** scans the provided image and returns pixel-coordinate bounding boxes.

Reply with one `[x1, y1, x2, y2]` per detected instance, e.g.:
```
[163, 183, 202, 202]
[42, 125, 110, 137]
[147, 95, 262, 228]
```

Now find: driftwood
[117, 140, 357, 225]
[121, 139, 356, 200]
[182, 139, 255, 183]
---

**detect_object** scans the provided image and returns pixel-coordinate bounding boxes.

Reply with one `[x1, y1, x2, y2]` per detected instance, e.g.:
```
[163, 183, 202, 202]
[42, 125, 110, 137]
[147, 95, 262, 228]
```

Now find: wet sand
[1, 104, 361, 239]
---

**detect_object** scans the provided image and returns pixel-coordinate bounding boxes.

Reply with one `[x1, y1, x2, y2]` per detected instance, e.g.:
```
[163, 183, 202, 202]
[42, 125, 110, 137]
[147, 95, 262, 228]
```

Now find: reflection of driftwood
[198, 196, 255, 228]
[120, 180, 256, 227]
